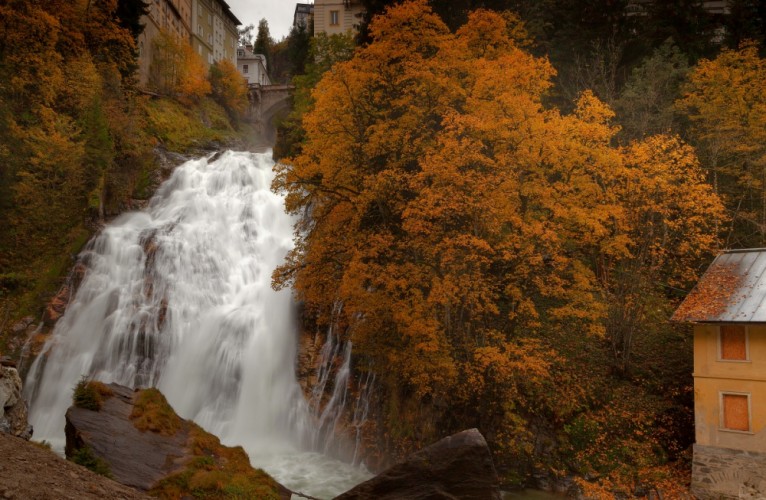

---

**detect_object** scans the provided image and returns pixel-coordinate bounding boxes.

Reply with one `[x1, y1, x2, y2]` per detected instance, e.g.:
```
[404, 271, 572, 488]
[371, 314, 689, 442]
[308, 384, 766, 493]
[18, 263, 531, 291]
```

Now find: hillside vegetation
[0, 0, 254, 351]
[274, 0, 766, 495]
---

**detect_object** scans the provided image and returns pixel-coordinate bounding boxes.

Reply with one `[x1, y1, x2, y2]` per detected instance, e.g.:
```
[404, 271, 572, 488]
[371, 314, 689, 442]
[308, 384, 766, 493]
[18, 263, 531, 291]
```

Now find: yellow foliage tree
[677, 42, 766, 246]
[275, 1, 725, 477]
[177, 44, 211, 103]
[209, 59, 249, 118]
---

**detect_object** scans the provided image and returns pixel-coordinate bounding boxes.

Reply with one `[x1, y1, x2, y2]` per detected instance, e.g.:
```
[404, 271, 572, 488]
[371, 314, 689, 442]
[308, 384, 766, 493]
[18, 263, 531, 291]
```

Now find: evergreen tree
[287, 19, 312, 77]
[253, 18, 274, 74]
[116, 0, 150, 40]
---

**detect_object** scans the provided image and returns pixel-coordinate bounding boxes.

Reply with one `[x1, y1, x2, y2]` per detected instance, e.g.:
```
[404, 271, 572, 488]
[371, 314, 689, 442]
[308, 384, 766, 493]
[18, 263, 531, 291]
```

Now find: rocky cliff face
[0, 358, 32, 440]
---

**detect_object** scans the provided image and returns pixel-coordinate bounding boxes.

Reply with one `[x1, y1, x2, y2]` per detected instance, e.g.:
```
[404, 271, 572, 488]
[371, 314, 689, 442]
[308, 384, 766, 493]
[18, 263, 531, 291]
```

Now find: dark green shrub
[71, 446, 112, 478]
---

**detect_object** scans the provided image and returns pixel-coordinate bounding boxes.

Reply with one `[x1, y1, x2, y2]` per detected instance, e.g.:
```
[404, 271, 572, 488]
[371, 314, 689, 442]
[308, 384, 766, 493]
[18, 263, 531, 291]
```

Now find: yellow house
[673, 249, 766, 498]
[313, 0, 365, 36]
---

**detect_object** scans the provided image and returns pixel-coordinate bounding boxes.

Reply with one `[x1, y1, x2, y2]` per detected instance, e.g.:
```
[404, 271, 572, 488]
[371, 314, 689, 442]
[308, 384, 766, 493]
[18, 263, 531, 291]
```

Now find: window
[237, 49, 244, 57]
[719, 325, 749, 361]
[198, 24, 203, 35]
[330, 10, 339, 25]
[721, 393, 751, 432]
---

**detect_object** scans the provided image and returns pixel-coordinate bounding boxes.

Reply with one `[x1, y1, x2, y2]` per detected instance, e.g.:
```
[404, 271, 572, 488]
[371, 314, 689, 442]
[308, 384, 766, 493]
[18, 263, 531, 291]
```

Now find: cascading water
[24, 151, 371, 498]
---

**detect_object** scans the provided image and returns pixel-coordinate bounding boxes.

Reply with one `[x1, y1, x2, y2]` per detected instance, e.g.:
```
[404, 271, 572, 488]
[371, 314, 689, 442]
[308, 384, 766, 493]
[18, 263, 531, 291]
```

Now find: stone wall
[693, 444, 766, 499]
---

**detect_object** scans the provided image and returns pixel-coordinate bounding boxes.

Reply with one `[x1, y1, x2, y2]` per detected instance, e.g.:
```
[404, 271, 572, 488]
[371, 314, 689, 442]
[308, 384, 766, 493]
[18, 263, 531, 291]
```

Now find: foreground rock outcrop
[65, 383, 289, 499]
[0, 359, 32, 439]
[0, 431, 150, 500]
[334, 428, 502, 500]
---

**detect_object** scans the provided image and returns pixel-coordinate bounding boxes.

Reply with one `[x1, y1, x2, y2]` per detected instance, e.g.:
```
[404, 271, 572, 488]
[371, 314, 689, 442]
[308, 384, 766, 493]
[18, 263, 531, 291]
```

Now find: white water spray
[24, 151, 371, 498]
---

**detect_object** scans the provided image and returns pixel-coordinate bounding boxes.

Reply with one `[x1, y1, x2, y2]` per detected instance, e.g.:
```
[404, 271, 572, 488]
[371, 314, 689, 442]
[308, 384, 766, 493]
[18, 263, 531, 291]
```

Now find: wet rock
[0, 366, 32, 440]
[334, 428, 502, 500]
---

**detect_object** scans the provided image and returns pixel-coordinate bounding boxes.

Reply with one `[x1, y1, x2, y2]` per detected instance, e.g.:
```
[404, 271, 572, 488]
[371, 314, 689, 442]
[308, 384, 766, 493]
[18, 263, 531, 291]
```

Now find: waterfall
[23, 151, 371, 498]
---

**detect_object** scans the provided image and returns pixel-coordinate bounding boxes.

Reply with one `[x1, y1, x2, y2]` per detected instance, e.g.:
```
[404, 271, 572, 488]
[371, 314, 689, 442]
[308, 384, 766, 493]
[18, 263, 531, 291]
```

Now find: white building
[237, 46, 271, 86]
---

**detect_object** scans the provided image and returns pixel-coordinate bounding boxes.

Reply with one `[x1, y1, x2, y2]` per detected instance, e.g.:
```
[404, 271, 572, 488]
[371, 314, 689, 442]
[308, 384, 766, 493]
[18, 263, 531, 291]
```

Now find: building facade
[313, 0, 364, 35]
[673, 249, 766, 498]
[191, 0, 240, 69]
[137, 0, 240, 88]
[137, 0, 193, 86]
[237, 46, 271, 86]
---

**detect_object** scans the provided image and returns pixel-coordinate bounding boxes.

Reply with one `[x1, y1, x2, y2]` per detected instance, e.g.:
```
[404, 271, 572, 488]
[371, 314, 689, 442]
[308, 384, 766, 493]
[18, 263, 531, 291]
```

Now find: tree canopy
[275, 0, 725, 486]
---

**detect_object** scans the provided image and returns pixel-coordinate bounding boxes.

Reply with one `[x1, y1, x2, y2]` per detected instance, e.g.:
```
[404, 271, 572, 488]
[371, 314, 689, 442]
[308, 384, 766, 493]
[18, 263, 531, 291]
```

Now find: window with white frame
[330, 10, 339, 25]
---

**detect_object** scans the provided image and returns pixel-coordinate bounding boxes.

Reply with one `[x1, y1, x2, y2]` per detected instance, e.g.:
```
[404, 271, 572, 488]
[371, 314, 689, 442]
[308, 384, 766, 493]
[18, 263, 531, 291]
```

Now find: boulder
[65, 384, 188, 490]
[66, 383, 290, 499]
[0, 365, 32, 440]
[334, 428, 502, 500]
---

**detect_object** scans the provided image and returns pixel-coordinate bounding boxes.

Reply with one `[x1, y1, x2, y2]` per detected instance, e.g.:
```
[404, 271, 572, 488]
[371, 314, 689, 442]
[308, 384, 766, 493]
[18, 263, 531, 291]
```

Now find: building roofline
[719, 248, 766, 254]
[219, 0, 241, 25]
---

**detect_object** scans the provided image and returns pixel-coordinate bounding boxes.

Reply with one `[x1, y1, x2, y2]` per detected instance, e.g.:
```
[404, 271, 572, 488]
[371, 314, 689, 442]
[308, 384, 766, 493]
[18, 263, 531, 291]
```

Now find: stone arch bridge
[246, 84, 293, 128]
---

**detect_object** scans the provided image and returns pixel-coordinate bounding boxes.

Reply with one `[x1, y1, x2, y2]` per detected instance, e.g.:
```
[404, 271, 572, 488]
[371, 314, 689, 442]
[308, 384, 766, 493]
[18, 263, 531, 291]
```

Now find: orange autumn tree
[209, 59, 249, 119]
[677, 42, 766, 247]
[274, 0, 724, 483]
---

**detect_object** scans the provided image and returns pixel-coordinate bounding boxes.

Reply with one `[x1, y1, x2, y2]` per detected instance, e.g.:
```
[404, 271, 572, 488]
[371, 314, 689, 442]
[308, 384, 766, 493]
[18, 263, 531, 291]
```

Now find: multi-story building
[137, 0, 240, 88]
[137, 0, 193, 86]
[191, 0, 240, 69]
[237, 45, 271, 86]
[294, 3, 314, 28]
[673, 249, 766, 498]
[313, 0, 364, 36]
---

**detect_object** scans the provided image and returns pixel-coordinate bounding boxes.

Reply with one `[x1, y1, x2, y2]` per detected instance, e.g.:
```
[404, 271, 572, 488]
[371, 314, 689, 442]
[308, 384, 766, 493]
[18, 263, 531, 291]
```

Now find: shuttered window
[720, 325, 748, 361]
[722, 393, 750, 432]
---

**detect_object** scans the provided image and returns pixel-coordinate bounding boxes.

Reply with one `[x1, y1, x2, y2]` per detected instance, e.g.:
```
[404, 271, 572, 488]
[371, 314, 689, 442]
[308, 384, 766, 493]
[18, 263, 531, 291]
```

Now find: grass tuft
[130, 387, 182, 436]
[73, 377, 113, 411]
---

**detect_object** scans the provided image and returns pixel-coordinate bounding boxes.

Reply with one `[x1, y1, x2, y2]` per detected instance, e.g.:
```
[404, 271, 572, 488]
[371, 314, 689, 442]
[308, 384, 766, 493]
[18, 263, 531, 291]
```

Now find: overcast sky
[226, 0, 301, 41]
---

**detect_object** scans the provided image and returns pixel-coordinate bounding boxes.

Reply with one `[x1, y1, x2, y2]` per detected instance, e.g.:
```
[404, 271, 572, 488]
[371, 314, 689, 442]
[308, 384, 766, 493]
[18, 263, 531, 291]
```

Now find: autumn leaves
[274, 0, 726, 480]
